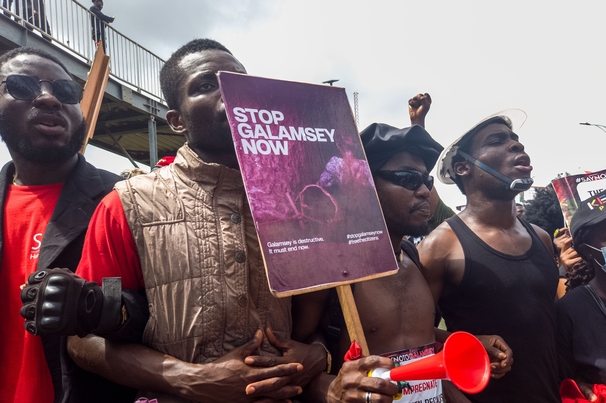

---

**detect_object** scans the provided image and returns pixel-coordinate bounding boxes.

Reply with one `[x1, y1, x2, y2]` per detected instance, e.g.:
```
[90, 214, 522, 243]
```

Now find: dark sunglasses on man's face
[0, 74, 83, 104]
[376, 170, 434, 191]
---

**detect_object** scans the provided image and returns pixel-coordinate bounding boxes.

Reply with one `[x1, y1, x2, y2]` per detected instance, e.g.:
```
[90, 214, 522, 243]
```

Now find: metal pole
[148, 115, 158, 167]
[105, 129, 139, 168]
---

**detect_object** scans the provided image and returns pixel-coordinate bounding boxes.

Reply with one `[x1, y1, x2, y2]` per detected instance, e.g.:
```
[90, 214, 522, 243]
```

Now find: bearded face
[0, 112, 86, 164]
[0, 54, 86, 165]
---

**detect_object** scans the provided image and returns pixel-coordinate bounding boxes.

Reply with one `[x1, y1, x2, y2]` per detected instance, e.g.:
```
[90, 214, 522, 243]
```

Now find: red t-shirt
[76, 190, 143, 290]
[0, 183, 63, 403]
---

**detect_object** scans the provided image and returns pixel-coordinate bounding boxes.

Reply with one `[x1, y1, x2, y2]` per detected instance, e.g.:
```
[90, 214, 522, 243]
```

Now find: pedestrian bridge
[0, 0, 183, 167]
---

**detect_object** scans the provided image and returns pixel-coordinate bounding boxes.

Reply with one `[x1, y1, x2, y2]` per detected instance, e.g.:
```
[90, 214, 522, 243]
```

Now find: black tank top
[443, 215, 560, 403]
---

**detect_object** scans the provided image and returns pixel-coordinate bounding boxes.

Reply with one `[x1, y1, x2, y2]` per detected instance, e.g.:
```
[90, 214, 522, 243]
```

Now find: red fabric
[155, 156, 175, 167]
[76, 190, 143, 289]
[343, 340, 364, 362]
[0, 183, 63, 403]
[560, 379, 606, 403]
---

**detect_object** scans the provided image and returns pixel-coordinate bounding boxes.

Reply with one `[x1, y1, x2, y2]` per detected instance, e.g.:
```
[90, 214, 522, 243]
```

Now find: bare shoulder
[417, 220, 465, 301]
[529, 222, 549, 238]
[418, 220, 460, 265]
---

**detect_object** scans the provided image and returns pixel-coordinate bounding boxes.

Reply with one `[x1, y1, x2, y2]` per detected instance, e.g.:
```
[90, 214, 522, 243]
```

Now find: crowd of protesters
[1, 35, 605, 403]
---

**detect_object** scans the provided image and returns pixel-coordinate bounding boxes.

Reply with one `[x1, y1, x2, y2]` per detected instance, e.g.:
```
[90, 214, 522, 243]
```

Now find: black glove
[20, 268, 104, 337]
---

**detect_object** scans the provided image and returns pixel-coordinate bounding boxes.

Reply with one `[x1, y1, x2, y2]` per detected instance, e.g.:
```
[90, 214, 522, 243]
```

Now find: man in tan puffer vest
[67, 38, 327, 403]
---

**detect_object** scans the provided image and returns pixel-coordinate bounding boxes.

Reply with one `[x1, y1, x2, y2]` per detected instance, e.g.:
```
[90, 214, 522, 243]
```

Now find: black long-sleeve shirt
[89, 5, 114, 40]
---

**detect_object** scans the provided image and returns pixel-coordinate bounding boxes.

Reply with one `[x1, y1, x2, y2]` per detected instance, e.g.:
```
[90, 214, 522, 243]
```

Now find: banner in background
[551, 169, 606, 226]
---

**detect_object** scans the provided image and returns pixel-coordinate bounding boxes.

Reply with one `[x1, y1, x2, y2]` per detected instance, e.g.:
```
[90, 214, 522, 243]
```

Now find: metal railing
[0, 0, 166, 102]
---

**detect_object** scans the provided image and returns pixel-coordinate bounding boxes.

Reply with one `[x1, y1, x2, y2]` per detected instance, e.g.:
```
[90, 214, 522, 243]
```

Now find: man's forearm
[67, 335, 203, 400]
[68, 331, 305, 403]
[91, 8, 113, 22]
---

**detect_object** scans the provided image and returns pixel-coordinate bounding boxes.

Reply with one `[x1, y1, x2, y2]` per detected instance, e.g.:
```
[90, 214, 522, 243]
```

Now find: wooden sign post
[337, 284, 370, 356]
[79, 44, 110, 154]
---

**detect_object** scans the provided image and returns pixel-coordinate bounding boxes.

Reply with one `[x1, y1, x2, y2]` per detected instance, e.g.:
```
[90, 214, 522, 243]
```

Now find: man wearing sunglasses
[323, 123, 448, 403]
[0, 47, 140, 402]
[418, 111, 560, 403]
[299, 122, 476, 403]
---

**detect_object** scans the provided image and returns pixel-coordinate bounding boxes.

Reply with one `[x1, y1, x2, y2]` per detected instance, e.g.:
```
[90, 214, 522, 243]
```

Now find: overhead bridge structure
[0, 0, 182, 167]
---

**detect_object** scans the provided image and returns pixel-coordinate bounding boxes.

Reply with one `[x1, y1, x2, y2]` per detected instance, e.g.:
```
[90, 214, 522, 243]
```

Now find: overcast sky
[2, 0, 605, 208]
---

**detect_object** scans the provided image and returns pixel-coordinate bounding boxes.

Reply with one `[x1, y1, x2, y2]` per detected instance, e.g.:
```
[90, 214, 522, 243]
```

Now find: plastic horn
[380, 332, 490, 394]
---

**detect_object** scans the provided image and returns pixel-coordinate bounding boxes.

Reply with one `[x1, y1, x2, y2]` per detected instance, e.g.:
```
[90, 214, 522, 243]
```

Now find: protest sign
[218, 72, 398, 297]
[551, 169, 606, 226]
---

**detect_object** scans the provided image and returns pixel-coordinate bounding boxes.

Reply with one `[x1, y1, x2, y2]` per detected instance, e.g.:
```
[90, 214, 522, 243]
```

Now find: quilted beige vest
[115, 144, 292, 364]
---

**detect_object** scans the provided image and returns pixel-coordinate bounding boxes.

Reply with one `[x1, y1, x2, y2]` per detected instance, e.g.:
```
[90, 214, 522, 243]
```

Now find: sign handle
[80, 44, 110, 154]
[336, 284, 369, 356]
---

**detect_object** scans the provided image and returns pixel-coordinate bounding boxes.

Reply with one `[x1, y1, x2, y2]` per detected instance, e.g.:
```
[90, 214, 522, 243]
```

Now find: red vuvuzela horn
[384, 332, 490, 394]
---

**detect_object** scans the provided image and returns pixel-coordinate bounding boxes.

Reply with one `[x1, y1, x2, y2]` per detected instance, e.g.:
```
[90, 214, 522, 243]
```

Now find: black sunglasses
[376, 170, 434, 191]
[0, 74, 83, 104]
